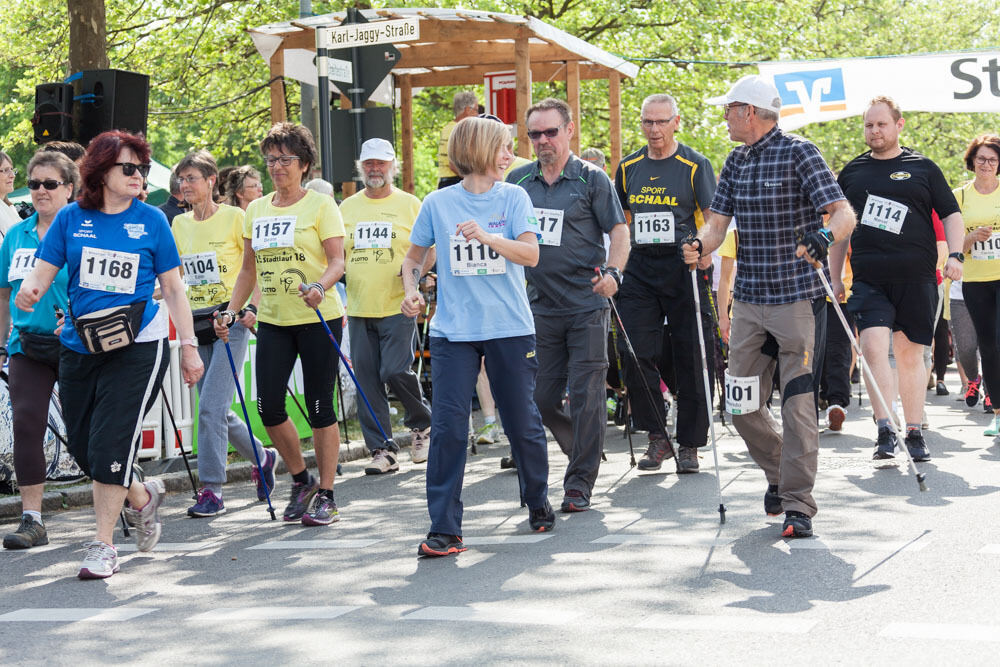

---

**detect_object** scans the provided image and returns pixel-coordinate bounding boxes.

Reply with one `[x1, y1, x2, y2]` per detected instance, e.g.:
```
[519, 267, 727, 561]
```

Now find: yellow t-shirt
[437, 120, 457, 179]
[243, 190, 346, 326]
[341, 188, 421, 317]
[172, 204, 245, 309]
[718, 228, 737, 259]
[505, 156, 533, 177]
[955, 180, 1000, 283]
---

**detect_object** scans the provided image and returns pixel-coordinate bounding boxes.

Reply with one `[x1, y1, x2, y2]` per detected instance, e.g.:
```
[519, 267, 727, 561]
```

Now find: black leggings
[963, 280, 1000, 402]
[9, 354, 58, 487]
[932, 314, 950, 381]
[255, 319, 342, 428]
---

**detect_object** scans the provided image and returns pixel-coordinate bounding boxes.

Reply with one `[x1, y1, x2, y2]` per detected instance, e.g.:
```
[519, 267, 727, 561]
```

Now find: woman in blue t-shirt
[16, 130, 204, 580]
[0, 150, 76, 550]
[401, 116, 554, 557]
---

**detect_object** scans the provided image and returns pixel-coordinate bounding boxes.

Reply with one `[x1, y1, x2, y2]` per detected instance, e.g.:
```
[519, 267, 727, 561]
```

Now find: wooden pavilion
[249, 8, 638, 193]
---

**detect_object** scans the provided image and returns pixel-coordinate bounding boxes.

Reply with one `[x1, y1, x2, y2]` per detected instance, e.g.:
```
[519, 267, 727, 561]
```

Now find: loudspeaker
[74, 69, 149, 145]
[33, 83, 74, 143]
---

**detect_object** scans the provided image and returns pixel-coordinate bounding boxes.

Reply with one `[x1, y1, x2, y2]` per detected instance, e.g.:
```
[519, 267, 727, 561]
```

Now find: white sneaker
[476, 423, 499, 445]
[364, 449, 399, 475]
[78, 540, 119, 579]
[826, 404, 846, 431]
[122, 478, 164, 552]
[411, 427, 430, 463]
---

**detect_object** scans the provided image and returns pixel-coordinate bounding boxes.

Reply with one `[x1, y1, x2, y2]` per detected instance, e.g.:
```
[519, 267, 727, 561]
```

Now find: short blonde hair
[448, 117, 511, 177]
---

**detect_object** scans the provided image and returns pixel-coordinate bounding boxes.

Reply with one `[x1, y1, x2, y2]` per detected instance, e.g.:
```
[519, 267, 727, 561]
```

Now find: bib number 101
[724, 371, 760, 415]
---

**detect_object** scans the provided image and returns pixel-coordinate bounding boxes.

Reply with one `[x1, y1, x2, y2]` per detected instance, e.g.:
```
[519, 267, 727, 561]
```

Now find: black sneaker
[282, 474, 319, 522]
[418, 533, 467, 557]
[560, 489, 590, 513]
[637, 433, 675, 471]
[3, 514, 48, 549]
[677, 445, 699, 473]
[764, 484, 782, 516]
[904, 430, 931, 462]
[500, 456, 517, 469]
[936, 381, 949, 396]
[529, 500, 556, 532]
[781, 511, 813, 538]
[873, 426, 897, 460]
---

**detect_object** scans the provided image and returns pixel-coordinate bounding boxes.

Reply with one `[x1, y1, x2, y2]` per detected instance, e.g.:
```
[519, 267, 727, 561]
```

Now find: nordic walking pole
[415, 288, 432, 381]
[608, 317, 636, 467]
[598, 268, 681, 474]
[160, 385, 198, 499]
[217, 314, 277, 519]
[810, 264, 927, 492]
[690, 266, 727, 524]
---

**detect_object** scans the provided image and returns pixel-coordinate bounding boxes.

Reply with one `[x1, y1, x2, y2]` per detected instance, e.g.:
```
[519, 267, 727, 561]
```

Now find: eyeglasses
[265, 155, 301, 167]
[723, 103, 749, 115]
[115, 162, 151, 178]
[975, 155, 999, 166]
[27, 179, 67, 190]
[526, 125, 565, 141]
[178, 175, 205, 184]
[0, 167, 17, 176]
[641, 117, 676, 128]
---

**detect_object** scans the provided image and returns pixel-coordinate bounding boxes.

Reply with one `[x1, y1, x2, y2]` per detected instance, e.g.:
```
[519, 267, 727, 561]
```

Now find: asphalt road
[3, 378, 1000, 665]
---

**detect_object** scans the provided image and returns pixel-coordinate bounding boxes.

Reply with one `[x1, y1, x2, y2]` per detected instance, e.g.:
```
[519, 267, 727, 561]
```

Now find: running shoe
[984, 395, 994, 414]
[187, 488, 226, 518]
[282, 474, 319, 522]
[985, 416, 1000, 437]
[476, 422, 499, 445]
[560, 489, 590, 513]
[302, 492, 339, 526]
[500, 455, 517, 469]
[966, 376, 981, 407]
[529, 500, 556, 532]
[251, 447, 278, 501]
[904, 430, 931, 462]
[826, 404, 846, 432]
[365, 449, 399, 475]
[637, 433, 675, 471]
[78, 541, 119, 579]
[418, 533, 467, 557]
[410, 427, 430, 464]
[873, 426, 897, 460]
[122, 478, 165, 552]
[677, 445, 700, 473]
[3, 514, 48, 549]
[781, 511, 813, 538]
[936, 381, 949, 396]
[764, 484, 782, 516]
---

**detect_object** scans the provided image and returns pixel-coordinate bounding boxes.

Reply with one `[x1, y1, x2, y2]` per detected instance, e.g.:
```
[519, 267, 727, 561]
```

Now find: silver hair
[304, 178, 334, 195]
[754, 107, 779, 122]
[453, 91, 478, 117]
[641, 94, 678, 117]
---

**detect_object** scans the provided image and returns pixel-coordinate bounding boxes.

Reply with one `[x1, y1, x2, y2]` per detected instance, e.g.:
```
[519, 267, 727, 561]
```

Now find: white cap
[359, 138, 395, 162]
[705, 75, 782, 114]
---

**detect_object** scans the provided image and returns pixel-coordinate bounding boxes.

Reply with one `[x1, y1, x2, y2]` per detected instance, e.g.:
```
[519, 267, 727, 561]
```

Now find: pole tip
[917, 473, 928, 492]
[268, 508, 277, 520]
[719, 504, 727, 524]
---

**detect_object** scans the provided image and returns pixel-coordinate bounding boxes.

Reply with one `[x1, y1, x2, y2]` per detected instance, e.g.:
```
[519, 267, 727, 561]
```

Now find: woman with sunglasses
[0, 150, 21, 235]
[223, 165, 264, 211]
[16, 130, 204, 579]
[216, 122, 345, 526]
[171, 149, 274, 518]
[0, 150, 76, 550]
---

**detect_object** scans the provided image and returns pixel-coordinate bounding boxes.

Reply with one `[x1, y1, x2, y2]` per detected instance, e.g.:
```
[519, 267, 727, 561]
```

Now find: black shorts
[847, 280, 937, 346]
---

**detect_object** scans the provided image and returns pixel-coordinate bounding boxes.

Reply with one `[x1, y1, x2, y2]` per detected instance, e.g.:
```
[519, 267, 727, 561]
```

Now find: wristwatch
[948, 252, 965, 263]
[604, 266, 623, 287]
[180, 337, 198, 348]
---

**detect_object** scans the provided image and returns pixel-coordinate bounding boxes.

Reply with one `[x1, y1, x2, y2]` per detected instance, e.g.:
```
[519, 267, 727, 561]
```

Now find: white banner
[757, 51, 1000, 130]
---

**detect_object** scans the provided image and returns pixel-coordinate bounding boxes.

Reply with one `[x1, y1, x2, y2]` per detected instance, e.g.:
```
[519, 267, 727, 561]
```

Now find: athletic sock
[484, 416, 496, 426]
[203, 483, 223, 496]
[317, 489, 334, 501]
[876, 418, 892, 429]
[23, 511, 42, 525]
[291, 469, 311, 486]
[906, 424, 921, 436]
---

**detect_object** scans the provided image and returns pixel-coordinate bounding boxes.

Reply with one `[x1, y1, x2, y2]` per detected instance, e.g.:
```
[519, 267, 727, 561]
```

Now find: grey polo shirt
[508, 154, 626, 316]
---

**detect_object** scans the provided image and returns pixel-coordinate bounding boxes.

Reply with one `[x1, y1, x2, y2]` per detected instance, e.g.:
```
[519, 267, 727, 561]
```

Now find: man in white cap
[681, 75, 856, 538]
[341, 138, 434, 473]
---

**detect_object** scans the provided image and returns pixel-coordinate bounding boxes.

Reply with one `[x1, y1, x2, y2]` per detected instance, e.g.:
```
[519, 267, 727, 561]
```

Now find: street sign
[329, 44, 400, 105]
[318, 17, 419, 50]
[328, 58, 353, 84]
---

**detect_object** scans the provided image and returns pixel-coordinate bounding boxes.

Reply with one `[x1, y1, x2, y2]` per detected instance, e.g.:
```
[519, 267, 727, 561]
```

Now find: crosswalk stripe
[463, 535, 553, 545]
[246, 539, 383, 550]
[977, 544, 1000, 554]
[117, 542, 216, 552]
[638, 614, 816, 634]
[190, 607, 359, 621]
[879, 622, 1000, 642]
[404, 605, 579, 625]
[785, 538, 930, 552]
[592, 534, 733, 547]
[0, 608, 158, 622]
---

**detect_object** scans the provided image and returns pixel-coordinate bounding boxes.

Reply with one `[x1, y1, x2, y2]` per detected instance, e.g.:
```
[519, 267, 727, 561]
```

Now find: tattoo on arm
[411, 268, 420, 288]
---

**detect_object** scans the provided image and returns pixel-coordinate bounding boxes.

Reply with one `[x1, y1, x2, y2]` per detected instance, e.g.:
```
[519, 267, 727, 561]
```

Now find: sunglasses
[526, 125, 565, 141]
[115, 162, 152, 178]
[27, 179, 68, 190]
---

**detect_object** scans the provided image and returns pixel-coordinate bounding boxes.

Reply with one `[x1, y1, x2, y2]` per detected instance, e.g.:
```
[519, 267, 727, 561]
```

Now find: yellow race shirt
[437, 120, 457, 179]
[244, 190, 346, 326]
[341, 188, 421, 317]
[718, 228, 737, 259]
[172, 204, 245, 309]
[955, 180, 1000, 283]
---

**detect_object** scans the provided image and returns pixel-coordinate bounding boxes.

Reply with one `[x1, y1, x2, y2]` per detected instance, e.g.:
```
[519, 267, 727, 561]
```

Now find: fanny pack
[192, 301, 228, 346]
[73, 301, 146, 354]
[18, 331, 62, 370]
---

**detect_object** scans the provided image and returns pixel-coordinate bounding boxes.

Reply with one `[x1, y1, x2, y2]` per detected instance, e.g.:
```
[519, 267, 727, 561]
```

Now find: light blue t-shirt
[0, 214, 70, 356]
[36, 199, 180, 354]
[410, 181, 537, 342]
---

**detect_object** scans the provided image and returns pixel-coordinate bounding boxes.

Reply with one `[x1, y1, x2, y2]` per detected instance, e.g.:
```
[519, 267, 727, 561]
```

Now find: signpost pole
[316, 30, 334, 183]
[346, 8, 366, 190]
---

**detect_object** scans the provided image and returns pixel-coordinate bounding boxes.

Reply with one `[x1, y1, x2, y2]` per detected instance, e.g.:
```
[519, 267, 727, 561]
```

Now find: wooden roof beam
[406, 62, 614, 87]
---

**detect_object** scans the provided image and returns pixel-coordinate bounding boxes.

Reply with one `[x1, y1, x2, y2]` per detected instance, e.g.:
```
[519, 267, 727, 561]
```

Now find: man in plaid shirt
[682, 75, 856, 538]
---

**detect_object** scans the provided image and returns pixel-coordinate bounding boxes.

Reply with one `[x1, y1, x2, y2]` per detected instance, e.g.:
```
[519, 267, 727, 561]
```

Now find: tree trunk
[68, 0, 109, 72]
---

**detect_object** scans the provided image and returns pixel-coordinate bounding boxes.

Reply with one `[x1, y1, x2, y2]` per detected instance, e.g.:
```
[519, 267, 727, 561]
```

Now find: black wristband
[690, 238, 704, 257]
[0, 345, 7, 357]
[243, 303, 258, 315]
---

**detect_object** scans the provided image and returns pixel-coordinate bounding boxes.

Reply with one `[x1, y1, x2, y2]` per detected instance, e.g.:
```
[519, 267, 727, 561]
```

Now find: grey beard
[364, 174, 387, 189]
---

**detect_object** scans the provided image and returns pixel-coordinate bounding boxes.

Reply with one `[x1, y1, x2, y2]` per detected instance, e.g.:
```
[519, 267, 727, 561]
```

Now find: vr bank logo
[773, 68, 847, 118]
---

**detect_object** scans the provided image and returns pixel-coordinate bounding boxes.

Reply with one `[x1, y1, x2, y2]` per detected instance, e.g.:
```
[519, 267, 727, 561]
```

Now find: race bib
[534, 208, 564, 246]
[353, 221, 392, 249]
[181, 251, 220, 286]
[252, 215, 296, 251]
[971, 232, 1000, 261]
[450, 234, 506, 276]
[724, 371, 760, 415]
[634, 211, 676, 244]
[79, 247, 139, 294]
[860, 194, 907, 234]
[7, 248, 38, 282]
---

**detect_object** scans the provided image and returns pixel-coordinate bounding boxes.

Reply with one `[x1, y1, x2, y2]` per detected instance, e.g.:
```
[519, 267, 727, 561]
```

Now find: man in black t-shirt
[613, 93, 717, 473]
[830, 96, 964, 463]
